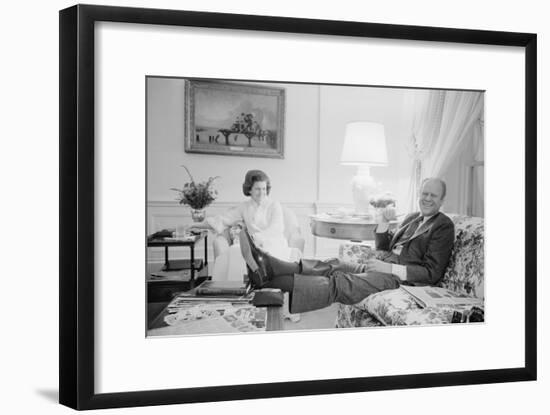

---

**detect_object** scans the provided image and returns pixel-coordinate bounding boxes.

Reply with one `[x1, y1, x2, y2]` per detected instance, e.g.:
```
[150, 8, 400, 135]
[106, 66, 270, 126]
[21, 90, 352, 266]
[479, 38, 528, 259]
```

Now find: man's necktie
[397, 216, 423, 245]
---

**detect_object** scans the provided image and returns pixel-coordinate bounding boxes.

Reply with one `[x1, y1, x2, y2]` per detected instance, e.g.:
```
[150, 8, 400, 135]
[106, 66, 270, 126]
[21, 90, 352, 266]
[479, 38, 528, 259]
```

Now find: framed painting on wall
[184, 79, 285, 158]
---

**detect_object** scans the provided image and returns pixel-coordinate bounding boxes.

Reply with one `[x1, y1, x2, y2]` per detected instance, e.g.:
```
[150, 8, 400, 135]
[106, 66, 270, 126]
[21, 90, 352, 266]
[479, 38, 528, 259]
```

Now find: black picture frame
[184, 79, 286, 159]
[59, 4, 537, 410]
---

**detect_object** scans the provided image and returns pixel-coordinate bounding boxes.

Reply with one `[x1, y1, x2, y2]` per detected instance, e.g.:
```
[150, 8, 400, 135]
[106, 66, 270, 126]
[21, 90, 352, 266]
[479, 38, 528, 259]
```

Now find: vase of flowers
[189, 208, 206, 222]
[369, 193, 397, 223]
[171, 166, 219, 222]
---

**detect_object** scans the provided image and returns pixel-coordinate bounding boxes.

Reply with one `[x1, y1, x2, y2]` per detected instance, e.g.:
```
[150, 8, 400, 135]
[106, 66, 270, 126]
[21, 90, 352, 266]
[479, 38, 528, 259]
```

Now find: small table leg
[204, 234, 208, 266]
[190, 244, 195, 285]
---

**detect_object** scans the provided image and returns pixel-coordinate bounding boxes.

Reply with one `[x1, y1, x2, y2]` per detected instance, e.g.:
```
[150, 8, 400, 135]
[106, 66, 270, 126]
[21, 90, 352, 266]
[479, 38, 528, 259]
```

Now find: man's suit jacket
[380, 211, 455, 286]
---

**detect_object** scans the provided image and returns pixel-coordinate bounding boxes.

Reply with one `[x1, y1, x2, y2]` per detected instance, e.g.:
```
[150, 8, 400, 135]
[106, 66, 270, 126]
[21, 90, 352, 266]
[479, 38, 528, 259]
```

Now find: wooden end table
[147, 231, 208, 275]
[147, 231, 210, 302]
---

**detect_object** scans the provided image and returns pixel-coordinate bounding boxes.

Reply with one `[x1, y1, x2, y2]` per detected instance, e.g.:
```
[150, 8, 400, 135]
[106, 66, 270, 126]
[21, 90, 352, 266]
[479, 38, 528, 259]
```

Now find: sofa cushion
[336, 303, 383, 327]
[351, 287, 479, 325]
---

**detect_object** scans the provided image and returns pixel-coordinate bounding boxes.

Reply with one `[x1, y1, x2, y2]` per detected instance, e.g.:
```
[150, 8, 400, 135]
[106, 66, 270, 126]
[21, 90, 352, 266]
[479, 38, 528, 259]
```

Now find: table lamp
[340, 121, 388, 214]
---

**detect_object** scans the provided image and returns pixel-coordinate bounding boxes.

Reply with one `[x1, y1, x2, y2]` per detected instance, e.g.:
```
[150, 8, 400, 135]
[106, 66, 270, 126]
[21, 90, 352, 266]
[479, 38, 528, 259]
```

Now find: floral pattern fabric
[338, 242, 386, 263]
[335, 306, 383, 328]
[335, 215, 484, 328]
[439, 215, 485, 299]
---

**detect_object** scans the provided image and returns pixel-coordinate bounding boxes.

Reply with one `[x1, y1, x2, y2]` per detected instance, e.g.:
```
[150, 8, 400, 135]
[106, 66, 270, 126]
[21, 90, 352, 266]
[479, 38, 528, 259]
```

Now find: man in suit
[240, 177, 455, 313]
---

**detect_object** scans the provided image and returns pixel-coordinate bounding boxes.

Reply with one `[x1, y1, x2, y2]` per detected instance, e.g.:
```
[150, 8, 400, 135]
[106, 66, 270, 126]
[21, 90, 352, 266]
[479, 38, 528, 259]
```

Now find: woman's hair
[242, 169, 271, 196]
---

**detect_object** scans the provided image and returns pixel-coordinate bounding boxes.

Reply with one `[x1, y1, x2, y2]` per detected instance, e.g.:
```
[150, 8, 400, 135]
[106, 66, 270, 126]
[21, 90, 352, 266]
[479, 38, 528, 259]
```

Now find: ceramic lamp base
[350, 166, 377, 214]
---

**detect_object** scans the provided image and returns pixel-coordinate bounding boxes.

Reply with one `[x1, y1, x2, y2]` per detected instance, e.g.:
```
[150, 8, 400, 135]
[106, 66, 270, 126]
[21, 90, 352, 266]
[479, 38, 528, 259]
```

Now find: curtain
[406, 90, 484, 212]
[471, 115, 485, 216]
[405, 90, 445, 212]
[422, 91, 484, 178]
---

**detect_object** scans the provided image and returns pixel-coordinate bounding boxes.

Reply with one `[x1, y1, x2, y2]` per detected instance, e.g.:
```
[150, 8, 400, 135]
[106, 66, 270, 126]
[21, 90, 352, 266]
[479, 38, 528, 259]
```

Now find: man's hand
[364, 259, 392, 275]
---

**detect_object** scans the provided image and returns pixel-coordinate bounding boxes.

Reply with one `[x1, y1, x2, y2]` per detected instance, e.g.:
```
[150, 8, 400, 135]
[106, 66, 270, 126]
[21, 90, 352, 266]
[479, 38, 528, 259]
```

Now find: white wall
[2, 1, 547, 415]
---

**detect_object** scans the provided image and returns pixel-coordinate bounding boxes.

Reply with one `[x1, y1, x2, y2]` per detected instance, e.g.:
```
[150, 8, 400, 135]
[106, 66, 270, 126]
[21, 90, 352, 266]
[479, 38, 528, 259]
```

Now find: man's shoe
[242, 229, 273, 278]
[242, 229, 300, 278]
[239, 230, 268, 286]
[246, 265, 265, 289]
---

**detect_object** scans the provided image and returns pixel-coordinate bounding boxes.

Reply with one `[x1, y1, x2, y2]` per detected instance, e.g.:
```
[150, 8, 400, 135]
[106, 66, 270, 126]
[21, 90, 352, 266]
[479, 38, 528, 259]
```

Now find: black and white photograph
[146, 77, 485, 337]
[50, 1, 540, 412]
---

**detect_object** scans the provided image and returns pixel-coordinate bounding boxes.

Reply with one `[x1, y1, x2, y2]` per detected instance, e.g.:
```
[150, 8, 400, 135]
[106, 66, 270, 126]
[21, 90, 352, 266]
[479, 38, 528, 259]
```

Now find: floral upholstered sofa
[336, 215, 484, 327]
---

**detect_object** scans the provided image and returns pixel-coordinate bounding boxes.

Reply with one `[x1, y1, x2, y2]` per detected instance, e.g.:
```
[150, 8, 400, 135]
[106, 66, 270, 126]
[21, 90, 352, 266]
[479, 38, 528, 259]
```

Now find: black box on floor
[252, 288, 284, 307]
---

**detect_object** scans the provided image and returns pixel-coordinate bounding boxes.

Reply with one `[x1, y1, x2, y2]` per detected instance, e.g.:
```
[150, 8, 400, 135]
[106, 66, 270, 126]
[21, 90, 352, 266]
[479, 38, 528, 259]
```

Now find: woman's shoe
[286, 313, 301, 323]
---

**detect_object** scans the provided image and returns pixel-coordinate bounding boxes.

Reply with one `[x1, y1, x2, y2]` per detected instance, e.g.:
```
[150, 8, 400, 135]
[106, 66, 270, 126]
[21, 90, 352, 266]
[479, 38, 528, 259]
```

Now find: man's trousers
[287, 258, 402, 314]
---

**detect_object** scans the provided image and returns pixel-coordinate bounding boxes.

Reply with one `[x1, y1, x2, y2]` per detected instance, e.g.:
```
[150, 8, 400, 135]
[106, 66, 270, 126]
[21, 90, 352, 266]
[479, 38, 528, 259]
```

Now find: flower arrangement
[369, 192, 397, 209]
[369, 193, 397, 223]
[171, 166, 219, 209]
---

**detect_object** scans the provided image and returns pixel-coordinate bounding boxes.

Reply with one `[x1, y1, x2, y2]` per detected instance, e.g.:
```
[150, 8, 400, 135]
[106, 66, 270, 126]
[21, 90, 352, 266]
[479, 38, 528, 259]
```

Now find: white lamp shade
[340, 122, 388, 166]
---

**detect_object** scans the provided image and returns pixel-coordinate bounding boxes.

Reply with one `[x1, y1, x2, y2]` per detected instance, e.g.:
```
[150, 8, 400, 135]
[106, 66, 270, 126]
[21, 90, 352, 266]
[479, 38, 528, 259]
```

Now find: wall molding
[147, 200, 353, 262]
[148, 200, 353, 208]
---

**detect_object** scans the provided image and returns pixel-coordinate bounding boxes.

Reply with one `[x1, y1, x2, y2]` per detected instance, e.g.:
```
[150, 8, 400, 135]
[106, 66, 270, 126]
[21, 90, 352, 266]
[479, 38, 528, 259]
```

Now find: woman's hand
[252, 233, 265, 248]
[186, 223, 208, 234]
[247, 222, 262, 233]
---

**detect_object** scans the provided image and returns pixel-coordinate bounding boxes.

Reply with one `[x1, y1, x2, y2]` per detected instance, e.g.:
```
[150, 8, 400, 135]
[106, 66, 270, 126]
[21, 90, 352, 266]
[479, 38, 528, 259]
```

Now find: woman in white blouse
[190, 170, 301, 322]
[190, 170, 297, 281]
